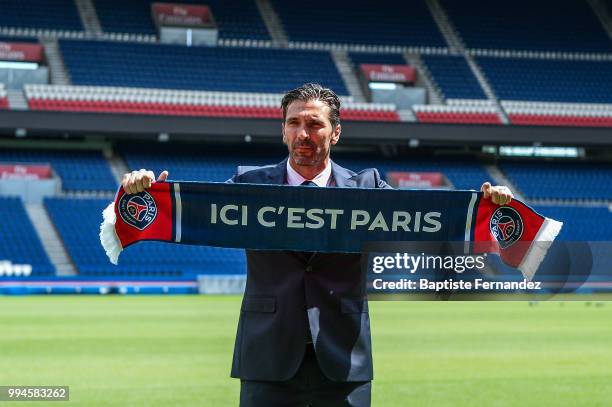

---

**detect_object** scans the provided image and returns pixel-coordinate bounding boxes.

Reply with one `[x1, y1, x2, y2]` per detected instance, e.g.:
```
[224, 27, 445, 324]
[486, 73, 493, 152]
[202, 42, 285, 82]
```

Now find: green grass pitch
[0, 296, 611, 406]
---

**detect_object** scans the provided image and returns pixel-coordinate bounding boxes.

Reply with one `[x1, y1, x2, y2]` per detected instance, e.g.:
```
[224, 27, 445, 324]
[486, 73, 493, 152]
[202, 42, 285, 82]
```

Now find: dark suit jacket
[228, 158, 390, 382]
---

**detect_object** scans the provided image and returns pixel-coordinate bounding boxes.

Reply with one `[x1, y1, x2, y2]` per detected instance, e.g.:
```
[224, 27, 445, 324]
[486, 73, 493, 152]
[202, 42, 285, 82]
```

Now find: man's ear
[331, 124, 341, 145]
[281, 123, 287, 145]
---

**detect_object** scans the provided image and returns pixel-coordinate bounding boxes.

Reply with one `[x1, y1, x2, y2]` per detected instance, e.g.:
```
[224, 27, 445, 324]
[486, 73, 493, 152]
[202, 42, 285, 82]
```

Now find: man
[122, 83, 513, 406]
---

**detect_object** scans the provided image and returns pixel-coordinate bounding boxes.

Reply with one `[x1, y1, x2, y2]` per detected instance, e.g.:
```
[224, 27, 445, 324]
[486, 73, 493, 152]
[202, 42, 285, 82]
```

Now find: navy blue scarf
[101, 181, 562, 280]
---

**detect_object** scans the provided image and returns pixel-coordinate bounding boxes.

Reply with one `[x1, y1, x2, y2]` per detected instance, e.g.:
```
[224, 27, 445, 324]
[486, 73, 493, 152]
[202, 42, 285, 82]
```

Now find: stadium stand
[533, 205, 612, 241]
[0, 35, 39, 43]
[412, 104, 502, 125]
[93, 0, 270, 40]
[501, 161, 612, 200]
[332, 155, 492, 191]
[118, 144, 492, 191]
[502, 101, 612, 127]
[0, 84, 8, 109]
[45, 197, 246, 277]
[0, 0, 83, 32]
[25, 85, 399, 121]
[421, 55, 487, 100]
[528, 205, 612, 284]
[0, 149, 117, 191]
[492, 205, 612, 286]
[0, 197, 54, 277]
[272, 0, 447, 48]
[348, 53, 408, 66]
[119, 144, 282, 182]
[477, 57, 612, 104]
[59, 40, 349, 94]
[119, 145, 493, 194]
[441, 0, 612, 53]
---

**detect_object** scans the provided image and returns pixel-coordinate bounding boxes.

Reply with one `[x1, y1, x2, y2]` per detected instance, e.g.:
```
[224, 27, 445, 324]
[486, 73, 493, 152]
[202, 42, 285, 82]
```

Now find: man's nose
[296, 126, 309, 140]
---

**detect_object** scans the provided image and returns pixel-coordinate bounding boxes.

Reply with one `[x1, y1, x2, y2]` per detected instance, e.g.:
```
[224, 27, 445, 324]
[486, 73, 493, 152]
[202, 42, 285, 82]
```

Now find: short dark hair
[281, 83, 341, 128]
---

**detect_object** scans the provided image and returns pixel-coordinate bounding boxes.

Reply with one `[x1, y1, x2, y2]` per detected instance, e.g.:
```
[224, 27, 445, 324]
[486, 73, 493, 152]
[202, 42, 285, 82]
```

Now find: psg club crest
[489, 206, 523, 249]
[118, 191, 158, 230]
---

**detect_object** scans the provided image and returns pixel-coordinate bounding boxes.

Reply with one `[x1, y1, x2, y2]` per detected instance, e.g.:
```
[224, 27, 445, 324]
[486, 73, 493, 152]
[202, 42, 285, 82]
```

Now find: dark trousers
[239, 345, 371, 407]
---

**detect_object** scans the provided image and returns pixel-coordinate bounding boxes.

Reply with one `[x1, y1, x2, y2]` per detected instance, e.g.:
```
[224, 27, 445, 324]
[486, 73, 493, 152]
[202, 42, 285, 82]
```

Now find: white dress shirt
[286, 159, 333, 187]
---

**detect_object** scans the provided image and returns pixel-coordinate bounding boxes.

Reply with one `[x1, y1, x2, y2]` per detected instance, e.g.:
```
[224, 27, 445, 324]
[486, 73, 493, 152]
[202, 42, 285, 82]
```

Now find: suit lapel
[331, 160, 357, 188]
[264, 158, 288, 185]
[268, 158, 356, 187]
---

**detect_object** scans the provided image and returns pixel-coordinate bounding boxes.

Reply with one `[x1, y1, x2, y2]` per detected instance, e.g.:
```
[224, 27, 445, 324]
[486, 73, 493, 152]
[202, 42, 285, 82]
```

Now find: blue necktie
[298, 180, 317, 261]
[301, 180, 317, 344]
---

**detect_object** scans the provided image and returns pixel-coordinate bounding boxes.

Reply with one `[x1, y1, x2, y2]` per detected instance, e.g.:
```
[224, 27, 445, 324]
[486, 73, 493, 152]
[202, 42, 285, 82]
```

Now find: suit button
[305, 266, 313, 272]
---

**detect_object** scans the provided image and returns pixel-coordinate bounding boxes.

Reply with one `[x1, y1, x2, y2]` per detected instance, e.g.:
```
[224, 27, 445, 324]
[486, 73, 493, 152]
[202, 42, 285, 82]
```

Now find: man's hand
[121, 169, 168, 194]
[480, 182, 513, 205]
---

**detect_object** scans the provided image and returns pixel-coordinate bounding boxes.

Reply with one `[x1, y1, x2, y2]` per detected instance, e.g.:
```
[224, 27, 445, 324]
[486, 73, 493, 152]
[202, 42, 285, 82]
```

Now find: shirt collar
[286, 158, 332, 187]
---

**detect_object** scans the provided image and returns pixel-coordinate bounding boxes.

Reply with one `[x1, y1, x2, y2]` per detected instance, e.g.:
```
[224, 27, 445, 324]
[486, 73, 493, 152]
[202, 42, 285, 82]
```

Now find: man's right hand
[121, 169, 169, 194]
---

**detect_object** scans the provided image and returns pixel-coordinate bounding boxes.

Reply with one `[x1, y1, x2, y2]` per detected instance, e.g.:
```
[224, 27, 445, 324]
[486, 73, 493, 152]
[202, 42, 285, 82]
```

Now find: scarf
[100, 182, 562, 281]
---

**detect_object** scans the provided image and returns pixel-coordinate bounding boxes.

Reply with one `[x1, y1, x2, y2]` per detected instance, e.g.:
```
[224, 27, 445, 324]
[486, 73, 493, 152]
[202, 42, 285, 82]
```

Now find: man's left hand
[480, 182, 514, 205]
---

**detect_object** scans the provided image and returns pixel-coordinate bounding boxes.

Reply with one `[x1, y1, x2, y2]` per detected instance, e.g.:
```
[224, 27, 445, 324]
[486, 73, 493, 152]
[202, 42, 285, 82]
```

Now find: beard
[291, 140, 324, 166]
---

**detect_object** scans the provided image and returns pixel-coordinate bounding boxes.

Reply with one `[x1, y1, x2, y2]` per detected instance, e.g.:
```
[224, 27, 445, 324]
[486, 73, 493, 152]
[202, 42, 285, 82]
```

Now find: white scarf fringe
[517, 218, 563, 281]
[99, 201, 122, 265]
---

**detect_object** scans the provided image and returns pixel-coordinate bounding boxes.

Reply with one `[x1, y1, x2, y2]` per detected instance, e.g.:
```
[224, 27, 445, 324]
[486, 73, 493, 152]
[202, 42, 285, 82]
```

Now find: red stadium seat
[416, 111, 502, 124]
[24, 86, 400, 122]
[509, 114, 612, 128]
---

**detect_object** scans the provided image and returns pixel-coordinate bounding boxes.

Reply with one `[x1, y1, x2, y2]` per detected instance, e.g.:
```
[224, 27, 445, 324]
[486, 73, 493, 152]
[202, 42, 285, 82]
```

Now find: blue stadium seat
[421, 55, 487, 100]
[478, 57, 612, 103]
[348, 53, 408, 66]
[532, 205, 612, 285]
[501, 162, 612, 200]
[333, 155, 491, 191]
[0, 197, 54, 277]
[0, 149, 116, 192]
[119, 144, 284, 182]
[533, 206, 612, 241]
[272, 0, 446, 47]
[45, 198, 246, 277]
[60, 40, 348, 94]
[492, 205, 612, 286]
[93, 0, 270, 40]
[0, 0, 83, 31]
[442, 0, 612, 53]
[0, 35, 39, 43]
